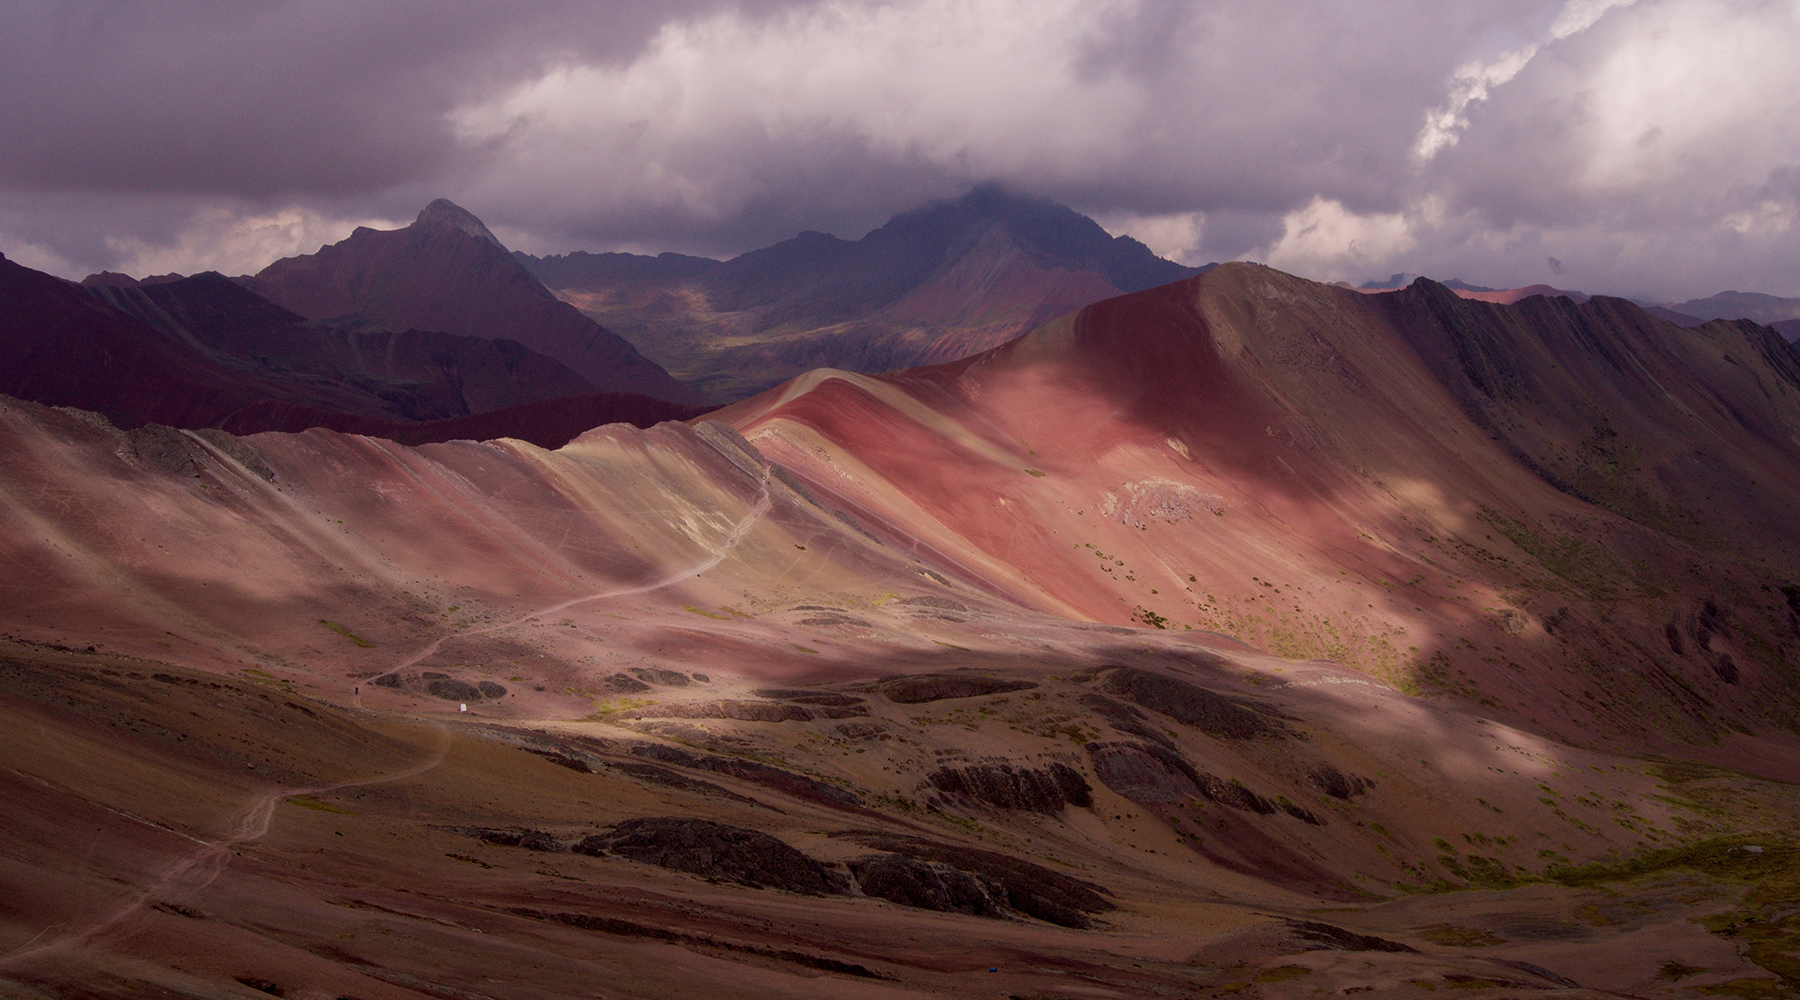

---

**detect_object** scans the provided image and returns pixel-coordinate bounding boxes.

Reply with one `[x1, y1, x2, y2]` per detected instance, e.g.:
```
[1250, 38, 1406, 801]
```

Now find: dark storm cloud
[3, 0, 1797, 298]
[0, 0, 800, 198]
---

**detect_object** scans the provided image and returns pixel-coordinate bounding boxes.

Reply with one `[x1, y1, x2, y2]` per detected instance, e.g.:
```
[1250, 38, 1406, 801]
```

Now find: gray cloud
[2, 0, 1796, 299]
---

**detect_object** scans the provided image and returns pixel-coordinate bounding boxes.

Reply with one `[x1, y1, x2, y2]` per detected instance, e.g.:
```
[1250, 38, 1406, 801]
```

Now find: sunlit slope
[721, 263, 1800, 758]
[0, 397, 961, 705]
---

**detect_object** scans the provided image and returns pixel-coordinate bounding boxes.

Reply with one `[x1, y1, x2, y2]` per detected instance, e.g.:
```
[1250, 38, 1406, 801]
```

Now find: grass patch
[284, 794, 355, 814]
[584, 697, 656, 720]
[318, 620, 374, 648]
[683, 605, 731, 620]
[1253, 966, 1311, 982]
[1416, 923, 1504, 947]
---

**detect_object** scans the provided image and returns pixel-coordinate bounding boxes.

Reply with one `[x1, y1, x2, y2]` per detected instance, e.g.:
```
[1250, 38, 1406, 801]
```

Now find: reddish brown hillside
[246, 200, 701, 403]
[721, 264, 1800, 754]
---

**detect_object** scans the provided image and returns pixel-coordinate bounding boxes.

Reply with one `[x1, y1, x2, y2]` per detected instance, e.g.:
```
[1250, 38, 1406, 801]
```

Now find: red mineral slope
[720, 264, 1800, 762]
[245, 200, 702, 403]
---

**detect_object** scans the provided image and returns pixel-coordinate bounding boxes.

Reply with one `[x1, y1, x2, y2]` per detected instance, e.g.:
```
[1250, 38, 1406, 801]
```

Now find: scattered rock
[926, 762, 1091, 813]
[371, 673, 403, 688]
[1099, 667, 1277, 739]
[879, 674, 1037, 704]
[478, 680, 507, 698]
[630, 667, 691, 687]
[575, 818, 838, 894]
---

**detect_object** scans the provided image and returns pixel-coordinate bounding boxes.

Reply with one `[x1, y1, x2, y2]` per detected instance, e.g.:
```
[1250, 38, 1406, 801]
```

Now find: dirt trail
[0, 723, 453, 969]
[381, 466, 775, 685]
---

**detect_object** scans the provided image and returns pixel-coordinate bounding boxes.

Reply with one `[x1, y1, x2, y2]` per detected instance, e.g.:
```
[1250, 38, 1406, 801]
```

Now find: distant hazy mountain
[1663, 290, 1800, 342]
[516, 186, 1215, 401]
[243, 200, 702, 404]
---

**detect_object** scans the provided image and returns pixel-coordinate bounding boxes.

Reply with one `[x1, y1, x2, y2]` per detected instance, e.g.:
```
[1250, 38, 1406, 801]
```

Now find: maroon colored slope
[0, 253, 702, 447]
[0, 253, 288, 428]
[245, 200, 702, 404]
[83, 272, 597, 420]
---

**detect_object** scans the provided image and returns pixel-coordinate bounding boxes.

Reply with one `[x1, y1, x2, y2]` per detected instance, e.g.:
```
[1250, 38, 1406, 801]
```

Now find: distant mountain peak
[415, 199, 506, 250]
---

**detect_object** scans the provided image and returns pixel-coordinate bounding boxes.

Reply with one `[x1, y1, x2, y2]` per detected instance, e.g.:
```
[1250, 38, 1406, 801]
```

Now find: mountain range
[517, 186, 1215, 401]
[5, 226, 1800, 996]
[9, 183, 1800, 996]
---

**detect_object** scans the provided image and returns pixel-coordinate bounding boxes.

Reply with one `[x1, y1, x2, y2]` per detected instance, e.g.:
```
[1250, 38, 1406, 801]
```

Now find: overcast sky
[2, 0, 1796, 299]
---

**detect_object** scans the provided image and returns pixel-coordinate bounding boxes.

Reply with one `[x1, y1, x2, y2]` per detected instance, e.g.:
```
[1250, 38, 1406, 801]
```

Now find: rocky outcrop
[842, 832, 1114, 928]
[879, 674, 1037, 704]
[1087, 741, 1316, 821]
[1308, 765, 1373, 799]
[453, 827, 563, 852]
[1098, 667, 1278, 739]
[574, 818, 839, 895]
[926, 762, 1091, 813]
[847, 855, 1002, 916]
[628, 744, 863, 808]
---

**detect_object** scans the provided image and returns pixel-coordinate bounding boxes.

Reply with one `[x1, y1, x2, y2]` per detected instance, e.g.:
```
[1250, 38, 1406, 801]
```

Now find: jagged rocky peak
[415, 198, 506, 250]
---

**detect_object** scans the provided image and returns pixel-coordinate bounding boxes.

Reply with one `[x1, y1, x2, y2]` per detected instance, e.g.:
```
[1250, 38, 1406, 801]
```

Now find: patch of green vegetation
[584, 697, 656, 720]
[1477, 507, 1628, 600]
[318, 620, 374, 648]
[444, 852, 494, 869]
[1024, 468, 1046, 477]
[682, 605, 731, 620]
[1554, 839, 1800, 989]
[1697, 979, 1791, 998]
[1133, 606, 1171, 630]
[284, 794, 354, 814]
[1416, 923, 1504, 947]
[790, 643, 819, 654]
[1253, 965, 1312, 982]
